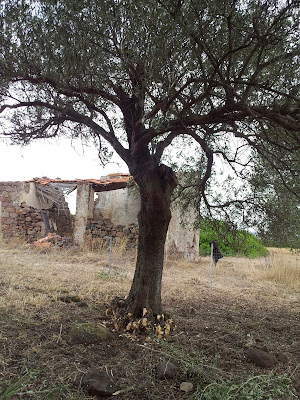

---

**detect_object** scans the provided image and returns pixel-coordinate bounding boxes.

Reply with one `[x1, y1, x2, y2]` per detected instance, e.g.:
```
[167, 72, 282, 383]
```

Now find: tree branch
[0, 100, 131, 164]
[154, 131, 179, 163]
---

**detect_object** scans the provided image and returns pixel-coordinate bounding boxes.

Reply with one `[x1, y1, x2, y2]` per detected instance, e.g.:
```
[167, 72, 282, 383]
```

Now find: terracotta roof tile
[28, 174, 131, 192]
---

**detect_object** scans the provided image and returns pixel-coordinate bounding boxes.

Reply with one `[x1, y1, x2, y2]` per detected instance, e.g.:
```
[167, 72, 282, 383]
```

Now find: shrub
[199, 220, 268, 257]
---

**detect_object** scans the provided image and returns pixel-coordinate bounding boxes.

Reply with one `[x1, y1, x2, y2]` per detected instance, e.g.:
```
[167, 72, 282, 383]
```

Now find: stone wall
[166, 206, 199, 262]
[87, 188, 199, 261]
[48, 203, 73, 237]
[0, 181, 73, 242]
[0, 181, 24, 239]
[15, 202, 46, 241]
[86, 209, 138, 249]
[1, 179, 199, 260]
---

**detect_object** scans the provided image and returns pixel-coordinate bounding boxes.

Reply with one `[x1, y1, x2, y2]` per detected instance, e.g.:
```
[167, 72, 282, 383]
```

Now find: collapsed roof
[28, 174, 131, 209]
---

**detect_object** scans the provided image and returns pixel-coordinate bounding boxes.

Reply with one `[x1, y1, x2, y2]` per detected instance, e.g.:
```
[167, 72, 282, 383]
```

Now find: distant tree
[249, 153, 300, 248]
[0, 0, 299, 317]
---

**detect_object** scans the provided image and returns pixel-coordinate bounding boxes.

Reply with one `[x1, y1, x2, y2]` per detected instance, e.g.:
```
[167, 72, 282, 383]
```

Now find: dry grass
[0, 241, 299, 399]
[0, 248, 130, 314]
[0, 242, 298, 317]
[162, 247, 300, 307]
[258, 248, 300, 289]
[84, 235, 137, 261]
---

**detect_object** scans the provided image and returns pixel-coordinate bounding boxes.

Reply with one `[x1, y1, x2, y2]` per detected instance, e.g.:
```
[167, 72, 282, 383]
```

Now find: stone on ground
[180, 382, 194, 392]
[247, 347, 277, 368]
[156, 360, 178, 380]
[82, 368, 118, 397]
[70, 322, 114, 344]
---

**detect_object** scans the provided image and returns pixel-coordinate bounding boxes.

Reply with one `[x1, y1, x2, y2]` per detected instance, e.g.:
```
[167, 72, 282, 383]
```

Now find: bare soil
[0, 243, 299, 399]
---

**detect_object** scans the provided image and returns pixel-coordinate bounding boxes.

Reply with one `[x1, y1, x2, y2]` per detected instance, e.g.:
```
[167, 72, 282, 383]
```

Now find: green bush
[199, 220, 268, 258]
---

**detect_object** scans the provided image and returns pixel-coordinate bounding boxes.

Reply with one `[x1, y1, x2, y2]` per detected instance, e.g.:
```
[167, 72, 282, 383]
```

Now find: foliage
[0, 370, 75, 400]
[192, 373, 296, 400]
[0, 371, 32, 399]
[199, 220, 268, 257]
[248, 153, 300, 249]
[0, 0, 299, 184]
[1, 0, 299, 218]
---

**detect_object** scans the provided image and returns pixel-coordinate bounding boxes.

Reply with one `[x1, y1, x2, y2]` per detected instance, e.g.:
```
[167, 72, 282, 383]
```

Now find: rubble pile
[34, 232, 73, 248]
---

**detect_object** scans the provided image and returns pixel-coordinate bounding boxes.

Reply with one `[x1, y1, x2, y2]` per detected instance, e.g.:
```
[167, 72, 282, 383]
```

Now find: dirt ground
[0, 243, 299, 399]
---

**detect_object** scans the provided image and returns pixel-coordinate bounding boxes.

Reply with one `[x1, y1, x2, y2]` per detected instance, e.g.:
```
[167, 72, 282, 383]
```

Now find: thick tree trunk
[125, 163, 177, 317]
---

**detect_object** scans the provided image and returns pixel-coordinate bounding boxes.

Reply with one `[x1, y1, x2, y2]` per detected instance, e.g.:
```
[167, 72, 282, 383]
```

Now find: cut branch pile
[106, 300, 176, 340]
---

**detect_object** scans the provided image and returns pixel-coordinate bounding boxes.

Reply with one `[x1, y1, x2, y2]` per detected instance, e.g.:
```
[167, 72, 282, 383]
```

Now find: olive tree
[248, 150, 300, 248]
[0, 0, 299, 316]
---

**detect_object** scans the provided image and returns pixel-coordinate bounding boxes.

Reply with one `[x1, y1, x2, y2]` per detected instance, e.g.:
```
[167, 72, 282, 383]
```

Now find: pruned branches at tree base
[106, 297, 176, 340]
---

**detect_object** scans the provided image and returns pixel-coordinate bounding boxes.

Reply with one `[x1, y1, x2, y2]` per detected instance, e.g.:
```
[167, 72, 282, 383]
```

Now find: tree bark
[125, 163, 177, 317]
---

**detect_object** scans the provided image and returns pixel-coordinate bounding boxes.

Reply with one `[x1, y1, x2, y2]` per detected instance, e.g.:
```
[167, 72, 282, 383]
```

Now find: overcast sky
[0, 138, 129, 213]
[0, 138, 128, 182]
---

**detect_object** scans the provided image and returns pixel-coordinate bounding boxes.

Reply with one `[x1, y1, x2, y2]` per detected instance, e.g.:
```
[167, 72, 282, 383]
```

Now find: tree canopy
[248, 151, 300, 248]
[1, 0, 299, 175]
[0, 0, 299, 315]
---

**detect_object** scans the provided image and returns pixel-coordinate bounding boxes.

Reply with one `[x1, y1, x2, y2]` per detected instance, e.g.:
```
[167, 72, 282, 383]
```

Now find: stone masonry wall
[86, 209, 138, 249]
[0, 181, 24, 239]
[16, 202, 73, 242]
[15, 202, 46, 241]
[87, 191, 199, 261]
[0, 181, 73, 242]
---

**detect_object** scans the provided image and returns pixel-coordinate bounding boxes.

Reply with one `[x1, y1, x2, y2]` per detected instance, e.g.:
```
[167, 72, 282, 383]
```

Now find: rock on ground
[69, 322, 114, 344]
[82, 368, 118, 397]
[247, 347, 277, 368]
[156, 360, 178, 380]
[180, 382, 194, 392]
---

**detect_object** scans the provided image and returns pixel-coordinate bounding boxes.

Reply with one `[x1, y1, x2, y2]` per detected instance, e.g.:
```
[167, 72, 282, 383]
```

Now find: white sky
[0, 138, 128, 213]
[0, 138, 128, 182]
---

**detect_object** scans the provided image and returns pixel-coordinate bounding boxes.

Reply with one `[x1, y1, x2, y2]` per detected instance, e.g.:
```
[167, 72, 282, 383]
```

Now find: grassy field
[0, 241, 299, 399]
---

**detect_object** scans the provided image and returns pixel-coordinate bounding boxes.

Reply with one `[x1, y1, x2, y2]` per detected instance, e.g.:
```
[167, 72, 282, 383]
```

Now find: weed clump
[192, 373, 296, 400]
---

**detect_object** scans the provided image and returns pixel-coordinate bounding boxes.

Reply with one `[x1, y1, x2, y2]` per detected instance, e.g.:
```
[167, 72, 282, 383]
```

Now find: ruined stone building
[0, 174, 199, 261]
[0, 179, 73, 243]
